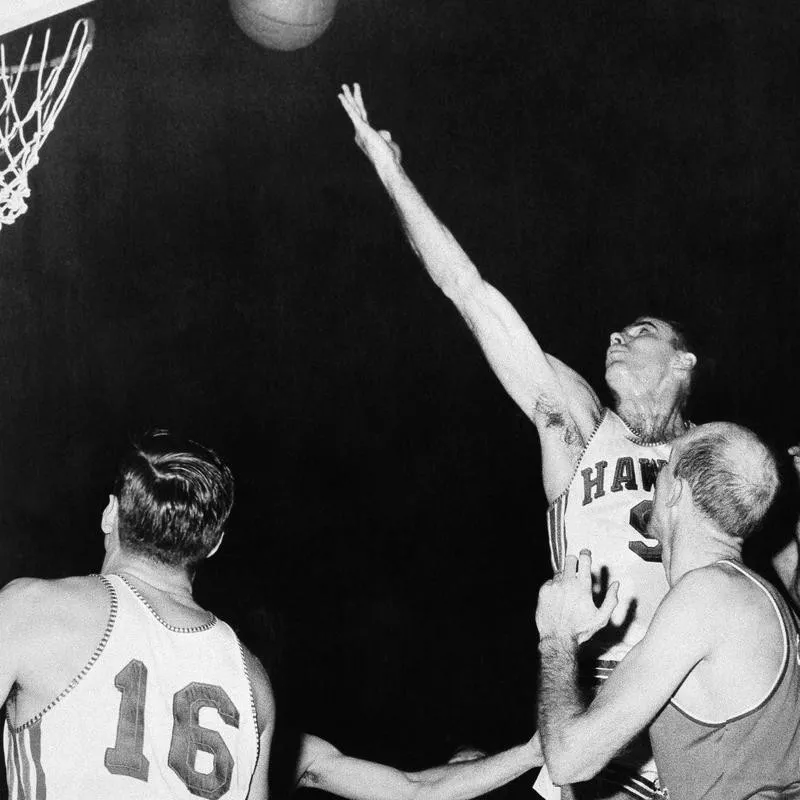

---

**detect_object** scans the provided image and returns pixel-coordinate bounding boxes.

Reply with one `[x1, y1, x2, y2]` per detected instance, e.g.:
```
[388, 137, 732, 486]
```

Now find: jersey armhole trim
[237, 637, 261, 766]
[546, 407, 608, 513]
[9, 575, 118, 733]
[669, 560, 789, 726]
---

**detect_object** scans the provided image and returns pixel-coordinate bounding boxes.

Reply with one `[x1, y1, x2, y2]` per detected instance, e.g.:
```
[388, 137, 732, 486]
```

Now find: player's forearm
[407, 740, 542, 800]
[373, 162, 483, 303]
[537, 637, 608, 785]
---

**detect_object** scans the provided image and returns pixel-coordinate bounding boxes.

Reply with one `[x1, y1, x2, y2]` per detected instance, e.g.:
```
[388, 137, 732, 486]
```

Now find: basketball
[229, 0, 339, 51]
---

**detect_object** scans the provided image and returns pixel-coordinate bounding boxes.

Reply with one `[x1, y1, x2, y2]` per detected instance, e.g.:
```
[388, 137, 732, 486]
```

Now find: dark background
[2, 0, 800, 794]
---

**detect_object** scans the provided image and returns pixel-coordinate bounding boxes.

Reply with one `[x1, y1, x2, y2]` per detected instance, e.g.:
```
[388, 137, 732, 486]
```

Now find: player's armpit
[456, 279, 600, 433]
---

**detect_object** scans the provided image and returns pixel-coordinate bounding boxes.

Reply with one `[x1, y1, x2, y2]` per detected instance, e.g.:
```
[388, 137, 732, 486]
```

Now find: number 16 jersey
[546, 408, 672, 663]
[4, 573, 259, 800]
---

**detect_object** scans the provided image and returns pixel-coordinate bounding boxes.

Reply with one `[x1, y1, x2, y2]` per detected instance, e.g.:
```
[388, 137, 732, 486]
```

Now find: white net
[0, 17, 94, 231]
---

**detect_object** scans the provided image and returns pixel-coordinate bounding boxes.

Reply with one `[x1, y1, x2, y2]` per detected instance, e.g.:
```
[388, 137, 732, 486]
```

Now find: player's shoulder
[666, 563, 747, 619]
[0, 575, 108, 625]
[239, 641, 274, 733]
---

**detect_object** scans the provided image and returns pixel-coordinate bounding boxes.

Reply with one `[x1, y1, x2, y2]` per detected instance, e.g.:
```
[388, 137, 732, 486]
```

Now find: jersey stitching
[668, 560, 790, 726]
[112, 574, 217, 633]
[546, 407, 608, 512]
[237, 638, 261, 767]
[9, 575, 118, 733]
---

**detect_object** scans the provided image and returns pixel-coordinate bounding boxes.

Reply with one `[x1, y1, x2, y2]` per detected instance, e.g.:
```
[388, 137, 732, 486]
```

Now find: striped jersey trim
[600, 762, 665, 800]
[9, 575, 118, 733]
[547, 491, 568, 572]
[7, 719, 48, 800]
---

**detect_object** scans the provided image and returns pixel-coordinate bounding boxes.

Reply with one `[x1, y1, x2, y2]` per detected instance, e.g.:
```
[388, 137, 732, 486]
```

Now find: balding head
[671, 422, 779, 540]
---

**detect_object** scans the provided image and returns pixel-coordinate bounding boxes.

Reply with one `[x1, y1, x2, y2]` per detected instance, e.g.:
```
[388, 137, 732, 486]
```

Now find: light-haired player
[537, 422, 800, 797]
[0, 431, 274, 800]
[338, 83, 696, 799]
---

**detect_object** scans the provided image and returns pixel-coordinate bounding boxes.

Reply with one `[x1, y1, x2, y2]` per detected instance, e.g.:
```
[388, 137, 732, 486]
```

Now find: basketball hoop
[0, 17, 94, 231]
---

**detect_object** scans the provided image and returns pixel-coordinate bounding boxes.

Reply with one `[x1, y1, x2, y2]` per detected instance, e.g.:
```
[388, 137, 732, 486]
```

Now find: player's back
[3, 573, 259, 800]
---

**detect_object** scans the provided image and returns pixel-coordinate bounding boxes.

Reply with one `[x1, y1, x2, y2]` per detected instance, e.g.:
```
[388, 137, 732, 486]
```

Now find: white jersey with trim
[546, 408, 672, 662]
[4, 573, 259, 800]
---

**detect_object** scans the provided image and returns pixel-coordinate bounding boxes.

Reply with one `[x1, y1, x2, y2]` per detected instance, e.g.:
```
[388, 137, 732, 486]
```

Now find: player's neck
[666, 523, 742, 585]
[615, 393, 688, 443]
[103, 555, 195, 601]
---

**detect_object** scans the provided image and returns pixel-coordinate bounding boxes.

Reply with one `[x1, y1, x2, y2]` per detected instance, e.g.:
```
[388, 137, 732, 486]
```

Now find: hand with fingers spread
[536, 550, 619, 646]
[338, 83, 402, 176]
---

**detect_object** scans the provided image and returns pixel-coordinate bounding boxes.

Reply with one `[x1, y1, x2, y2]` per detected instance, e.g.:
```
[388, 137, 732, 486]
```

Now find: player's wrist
[538, 631, 579, 653]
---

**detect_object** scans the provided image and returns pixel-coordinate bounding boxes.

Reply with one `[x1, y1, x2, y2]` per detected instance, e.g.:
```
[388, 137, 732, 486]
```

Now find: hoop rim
[0, 17, 95, 76]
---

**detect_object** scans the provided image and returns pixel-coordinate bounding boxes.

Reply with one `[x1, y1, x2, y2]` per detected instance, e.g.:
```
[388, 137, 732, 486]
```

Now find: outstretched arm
[295, 733, 542, 800]
[338, 84, 601, 476]
[772, 446, 800, 607]
[535, 553, 709, 785]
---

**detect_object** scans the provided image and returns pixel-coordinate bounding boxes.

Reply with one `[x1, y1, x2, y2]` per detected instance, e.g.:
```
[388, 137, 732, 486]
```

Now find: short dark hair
[672, 423, 778, 540]
[639, 316, 696, 408]
[114, 430, 234, 568]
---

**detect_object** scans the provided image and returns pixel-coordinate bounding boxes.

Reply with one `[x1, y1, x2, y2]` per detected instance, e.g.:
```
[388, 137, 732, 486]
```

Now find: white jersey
[4, 574, 259, 800]
[546, 408, 672, 662]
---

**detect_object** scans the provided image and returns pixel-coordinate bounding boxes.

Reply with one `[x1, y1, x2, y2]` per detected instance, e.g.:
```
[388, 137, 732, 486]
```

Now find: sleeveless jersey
[546, 408, 672, 663]
[4, 574, 260, 800]
[649, 561, 800, 800]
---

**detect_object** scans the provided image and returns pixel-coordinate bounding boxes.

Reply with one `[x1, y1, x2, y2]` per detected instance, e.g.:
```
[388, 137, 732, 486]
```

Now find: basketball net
[0, 18, 94, 231]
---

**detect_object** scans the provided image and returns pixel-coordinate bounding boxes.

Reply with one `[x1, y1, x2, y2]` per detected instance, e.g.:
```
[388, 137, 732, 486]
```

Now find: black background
[2, 0, 800, 793]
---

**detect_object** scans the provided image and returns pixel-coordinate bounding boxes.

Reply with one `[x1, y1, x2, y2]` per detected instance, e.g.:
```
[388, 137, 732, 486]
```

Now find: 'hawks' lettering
[581, 461, 608, 505]
[582, 457, 668, 506]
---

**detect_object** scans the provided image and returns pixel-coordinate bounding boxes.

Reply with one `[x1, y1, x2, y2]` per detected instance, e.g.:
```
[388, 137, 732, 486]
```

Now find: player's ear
[207, 529, 226, 559]
[101, 495, 118, 535]
[666, 478, 684, 508]
[672, 350, 697, 376]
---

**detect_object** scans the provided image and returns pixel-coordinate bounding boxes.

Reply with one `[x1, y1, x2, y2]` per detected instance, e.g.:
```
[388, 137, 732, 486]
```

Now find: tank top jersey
[4, 574, 260, 800]
[546, 408, 672, 663]
[649, 561, 800, 800]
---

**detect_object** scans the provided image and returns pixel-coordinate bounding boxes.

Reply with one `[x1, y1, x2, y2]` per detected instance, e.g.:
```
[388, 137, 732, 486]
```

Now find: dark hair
[671, 423, 779, 540]
[114, 430, 234, 568]
[639, 316, 696, 408]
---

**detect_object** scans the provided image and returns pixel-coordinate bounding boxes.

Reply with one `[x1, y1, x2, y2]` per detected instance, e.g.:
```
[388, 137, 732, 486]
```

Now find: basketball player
[772, 444, 800, 608]
[0, 431, 274, 800]
[536, 422, 800, 798]
[338, 83, 695, 798]
[293, 733, 542, 799]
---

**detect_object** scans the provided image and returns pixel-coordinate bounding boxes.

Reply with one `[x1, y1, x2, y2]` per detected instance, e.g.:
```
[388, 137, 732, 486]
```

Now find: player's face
[605, 317, 681, 396]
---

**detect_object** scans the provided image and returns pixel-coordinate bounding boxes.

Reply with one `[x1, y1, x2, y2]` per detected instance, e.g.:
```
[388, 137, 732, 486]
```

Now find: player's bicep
[456, 280, 596, 422]
[584, 580, 711, 747]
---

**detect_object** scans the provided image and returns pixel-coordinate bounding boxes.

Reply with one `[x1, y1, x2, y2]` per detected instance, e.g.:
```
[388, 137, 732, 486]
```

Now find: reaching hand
[338, 83, 402, 174]
[535, 550, 619, 646]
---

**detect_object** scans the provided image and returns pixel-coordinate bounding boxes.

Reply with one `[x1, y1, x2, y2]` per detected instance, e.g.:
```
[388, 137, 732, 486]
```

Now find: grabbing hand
[338, 83, 402, 174]
[535, 550, 619, 646]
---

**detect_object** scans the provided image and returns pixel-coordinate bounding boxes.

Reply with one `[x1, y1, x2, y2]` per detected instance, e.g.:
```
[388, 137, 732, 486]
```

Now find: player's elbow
[544, 736, 607, 786]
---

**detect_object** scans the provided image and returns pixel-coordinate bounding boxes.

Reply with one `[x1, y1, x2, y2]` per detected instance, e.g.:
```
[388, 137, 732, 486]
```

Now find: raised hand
[338, 83, 402, 174]
[536, 550, 619, 646]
